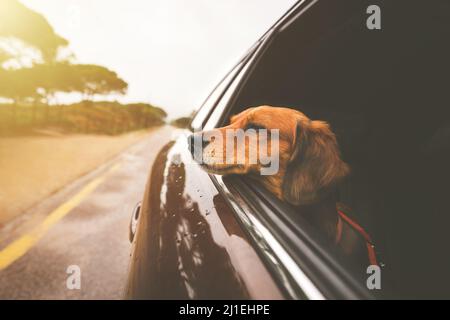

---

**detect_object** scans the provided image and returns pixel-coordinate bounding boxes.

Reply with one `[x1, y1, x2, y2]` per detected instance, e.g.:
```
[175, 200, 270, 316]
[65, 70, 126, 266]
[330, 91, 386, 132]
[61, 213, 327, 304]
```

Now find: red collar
[335, 208, 378, 266]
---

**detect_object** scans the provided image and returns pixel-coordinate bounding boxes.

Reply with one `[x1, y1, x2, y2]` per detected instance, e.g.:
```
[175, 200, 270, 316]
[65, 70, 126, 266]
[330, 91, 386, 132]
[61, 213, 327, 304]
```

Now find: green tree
[0, 67, 37, 103]
[75, 64, 128, 99]
[0, 0, 166, 133]
[0, 63, 128, 103]
[0, 1, 128, 104]
[0, 0, 68, 63]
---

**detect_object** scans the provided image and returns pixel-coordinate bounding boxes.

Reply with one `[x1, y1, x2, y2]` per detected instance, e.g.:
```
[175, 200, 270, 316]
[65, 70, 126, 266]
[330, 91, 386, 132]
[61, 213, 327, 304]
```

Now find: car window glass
[190, 61, 245, 131]
[204, 61, 253, 131]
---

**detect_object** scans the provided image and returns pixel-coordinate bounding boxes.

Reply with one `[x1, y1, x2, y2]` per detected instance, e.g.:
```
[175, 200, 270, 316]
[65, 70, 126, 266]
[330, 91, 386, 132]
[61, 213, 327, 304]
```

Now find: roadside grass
[0, 101, 167, 136]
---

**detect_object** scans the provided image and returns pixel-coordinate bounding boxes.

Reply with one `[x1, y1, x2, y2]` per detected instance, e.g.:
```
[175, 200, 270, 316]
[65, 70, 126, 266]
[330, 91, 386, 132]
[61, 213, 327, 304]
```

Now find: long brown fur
[195, 105, 349, 205]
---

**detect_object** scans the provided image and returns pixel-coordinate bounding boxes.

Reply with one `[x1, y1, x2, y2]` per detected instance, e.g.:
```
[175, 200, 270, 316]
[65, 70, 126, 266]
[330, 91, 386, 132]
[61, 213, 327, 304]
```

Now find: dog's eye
[245, 123, 265, 131]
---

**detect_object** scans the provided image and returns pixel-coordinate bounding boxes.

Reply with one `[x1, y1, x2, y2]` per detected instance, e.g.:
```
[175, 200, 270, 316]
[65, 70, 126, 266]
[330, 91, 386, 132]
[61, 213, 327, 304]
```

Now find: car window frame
[190, 42, 263, 131]
[190, 62, 243, 131]
[203, 31, 274, 131]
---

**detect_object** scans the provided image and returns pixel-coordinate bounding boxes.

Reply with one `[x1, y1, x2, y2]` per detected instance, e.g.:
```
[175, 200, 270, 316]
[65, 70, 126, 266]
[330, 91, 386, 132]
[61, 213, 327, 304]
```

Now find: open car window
[191, 41, 264, 131]
[212, 0, 450, 299]
[190, 61, 244, 131]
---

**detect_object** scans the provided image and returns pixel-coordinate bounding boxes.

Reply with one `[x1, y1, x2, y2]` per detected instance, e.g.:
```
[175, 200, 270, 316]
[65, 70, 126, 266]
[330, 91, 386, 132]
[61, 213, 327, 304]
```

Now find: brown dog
[190, 106, 378, 267]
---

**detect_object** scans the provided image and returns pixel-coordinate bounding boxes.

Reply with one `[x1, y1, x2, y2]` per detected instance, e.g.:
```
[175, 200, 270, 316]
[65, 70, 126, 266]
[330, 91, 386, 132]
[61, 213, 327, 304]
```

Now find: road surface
[0, 126, 176, 299]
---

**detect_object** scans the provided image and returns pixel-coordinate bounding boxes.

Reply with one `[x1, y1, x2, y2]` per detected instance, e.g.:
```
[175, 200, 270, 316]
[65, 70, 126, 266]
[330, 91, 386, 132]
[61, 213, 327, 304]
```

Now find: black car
[126, 0, 450, 299]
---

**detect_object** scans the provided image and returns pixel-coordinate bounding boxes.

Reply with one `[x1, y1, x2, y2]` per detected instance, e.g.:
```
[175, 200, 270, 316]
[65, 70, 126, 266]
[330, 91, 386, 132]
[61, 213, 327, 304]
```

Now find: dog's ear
[282, 120, 350, 205]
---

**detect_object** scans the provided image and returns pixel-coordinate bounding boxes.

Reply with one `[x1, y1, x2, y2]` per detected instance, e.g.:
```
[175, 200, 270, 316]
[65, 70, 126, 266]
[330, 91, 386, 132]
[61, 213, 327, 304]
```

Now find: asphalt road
[0, 126, 176, 299]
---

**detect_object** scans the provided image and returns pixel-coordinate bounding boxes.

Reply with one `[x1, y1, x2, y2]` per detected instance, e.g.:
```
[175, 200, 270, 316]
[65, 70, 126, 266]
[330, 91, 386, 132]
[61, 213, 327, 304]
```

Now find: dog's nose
[188, 133, 210, 156]
[188, 134, 195, 155]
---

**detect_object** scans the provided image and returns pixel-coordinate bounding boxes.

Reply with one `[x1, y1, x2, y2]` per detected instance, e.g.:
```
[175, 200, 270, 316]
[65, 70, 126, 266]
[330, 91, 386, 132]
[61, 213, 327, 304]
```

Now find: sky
[21, 0, 296, 119]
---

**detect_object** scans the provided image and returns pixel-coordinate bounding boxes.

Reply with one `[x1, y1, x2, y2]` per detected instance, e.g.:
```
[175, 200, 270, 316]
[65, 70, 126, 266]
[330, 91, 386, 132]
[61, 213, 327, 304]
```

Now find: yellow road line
[0, 163, 121, 271]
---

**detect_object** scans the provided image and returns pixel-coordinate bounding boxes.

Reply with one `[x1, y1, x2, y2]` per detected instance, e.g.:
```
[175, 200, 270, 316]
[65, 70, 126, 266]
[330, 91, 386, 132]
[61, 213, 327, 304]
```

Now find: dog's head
[189, 106, 349, 205]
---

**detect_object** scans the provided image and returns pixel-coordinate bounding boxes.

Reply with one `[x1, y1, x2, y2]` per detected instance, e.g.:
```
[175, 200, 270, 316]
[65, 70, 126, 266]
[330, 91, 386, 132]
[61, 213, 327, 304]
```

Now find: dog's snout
[188, 133, 210, 156]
